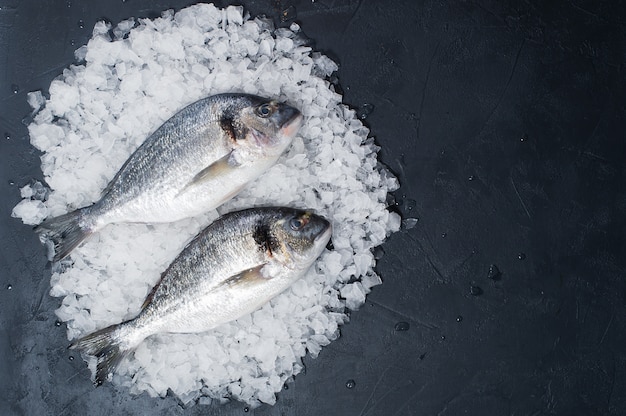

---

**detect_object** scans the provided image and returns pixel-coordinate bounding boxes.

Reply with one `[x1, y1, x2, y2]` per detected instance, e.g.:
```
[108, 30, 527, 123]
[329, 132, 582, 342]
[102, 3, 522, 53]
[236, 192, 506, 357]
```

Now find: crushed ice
[12, 3, 400, 408]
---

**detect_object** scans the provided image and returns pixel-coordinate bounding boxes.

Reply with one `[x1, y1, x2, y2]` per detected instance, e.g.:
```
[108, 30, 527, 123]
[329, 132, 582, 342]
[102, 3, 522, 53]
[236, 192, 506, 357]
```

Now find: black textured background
[1, 1, 625, 415]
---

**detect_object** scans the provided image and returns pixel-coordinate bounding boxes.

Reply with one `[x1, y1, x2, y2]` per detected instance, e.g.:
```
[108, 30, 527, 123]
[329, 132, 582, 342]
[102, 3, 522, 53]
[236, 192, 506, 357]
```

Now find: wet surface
[1, 0, 626, 415]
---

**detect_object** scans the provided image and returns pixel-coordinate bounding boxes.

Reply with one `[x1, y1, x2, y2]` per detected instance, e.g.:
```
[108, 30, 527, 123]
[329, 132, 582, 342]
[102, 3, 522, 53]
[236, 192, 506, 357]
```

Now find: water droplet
[283, 383, 289, 390]
[456, 315, 463, 323]
[68, 355, 74, 361]
[520, 134, 528, 142]
[345, 379, 356, 389]
[357, 103, 375, 120]
[402, 218, 418, 230]
[441, 232, 447, 238]
[70, 39, 76, 46]
[405, 199, 416, 211]
[469, 285, 483, 296]
[280, 5, 297, 22]
[441, 335, 446, 341]
[243, 407, 249, 413]
[11, 84, 19, 94]
[7, 284, 12, 290]
[55, 321, 62, 327]
[518, 252, 526, 260]
[468, 175, 475, 181]
[5, 132, 10, 140]
[8, 180, 15, 186]
[487, 264, 501, 280]
[66, 0, 71, 7]
[372, 246, 385, 260]
[78, 19, 85, 29]
[394, 321, 410, 331]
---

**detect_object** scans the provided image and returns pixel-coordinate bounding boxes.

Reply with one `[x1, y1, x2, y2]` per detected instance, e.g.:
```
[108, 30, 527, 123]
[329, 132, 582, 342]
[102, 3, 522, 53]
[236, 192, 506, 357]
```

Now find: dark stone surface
[1, 0, 625, 415]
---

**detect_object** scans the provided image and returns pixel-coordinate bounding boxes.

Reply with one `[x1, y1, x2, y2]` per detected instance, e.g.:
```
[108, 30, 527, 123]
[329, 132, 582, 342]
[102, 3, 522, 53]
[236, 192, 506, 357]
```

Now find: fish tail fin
[34, 208, 92, 262]
[69, 324, 130, 386]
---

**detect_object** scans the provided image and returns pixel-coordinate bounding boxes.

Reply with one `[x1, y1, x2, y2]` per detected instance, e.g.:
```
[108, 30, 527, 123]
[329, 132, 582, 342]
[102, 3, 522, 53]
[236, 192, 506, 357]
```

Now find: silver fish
[35, 94, 303, 262]
[70, 207, 332, 386]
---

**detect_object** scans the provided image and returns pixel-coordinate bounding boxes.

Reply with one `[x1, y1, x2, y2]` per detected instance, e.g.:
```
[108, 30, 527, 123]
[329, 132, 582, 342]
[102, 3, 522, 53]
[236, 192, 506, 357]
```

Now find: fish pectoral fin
[221, 264, 273, 288]
[177, 151, 240, 196]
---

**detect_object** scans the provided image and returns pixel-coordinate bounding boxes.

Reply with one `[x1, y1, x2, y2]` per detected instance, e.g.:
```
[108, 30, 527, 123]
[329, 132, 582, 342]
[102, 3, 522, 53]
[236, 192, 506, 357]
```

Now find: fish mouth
[279, 111, 303, 138]
[249, 110, 302, 148]
[314, 221, 333, 245]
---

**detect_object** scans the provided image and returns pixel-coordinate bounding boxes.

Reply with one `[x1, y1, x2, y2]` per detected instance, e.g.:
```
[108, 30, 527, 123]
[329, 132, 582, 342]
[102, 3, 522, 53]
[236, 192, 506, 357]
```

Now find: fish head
[267, 208, 332, 271]
[222, 95, 303, 159]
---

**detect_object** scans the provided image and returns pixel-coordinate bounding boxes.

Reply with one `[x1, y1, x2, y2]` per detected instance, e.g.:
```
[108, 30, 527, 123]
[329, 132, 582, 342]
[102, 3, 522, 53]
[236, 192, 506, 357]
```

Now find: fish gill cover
[12, 3, 400, 408]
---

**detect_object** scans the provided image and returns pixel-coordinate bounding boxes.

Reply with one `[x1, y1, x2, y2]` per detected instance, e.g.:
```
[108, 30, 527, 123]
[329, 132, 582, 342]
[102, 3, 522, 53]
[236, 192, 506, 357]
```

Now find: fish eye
[256, 103, 273, 118]
[289, 216, 308, 231]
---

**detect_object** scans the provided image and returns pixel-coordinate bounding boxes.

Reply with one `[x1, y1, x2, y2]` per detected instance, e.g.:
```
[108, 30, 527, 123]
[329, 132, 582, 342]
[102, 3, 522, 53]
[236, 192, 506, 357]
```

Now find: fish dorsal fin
[177, 151, 240, 197]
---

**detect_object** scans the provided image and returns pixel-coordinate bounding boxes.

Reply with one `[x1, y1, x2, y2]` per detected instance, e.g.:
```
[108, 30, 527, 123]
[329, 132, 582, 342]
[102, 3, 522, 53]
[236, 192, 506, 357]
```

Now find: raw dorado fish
[35, 94, 303, 262]
[70, 207, 332, 385]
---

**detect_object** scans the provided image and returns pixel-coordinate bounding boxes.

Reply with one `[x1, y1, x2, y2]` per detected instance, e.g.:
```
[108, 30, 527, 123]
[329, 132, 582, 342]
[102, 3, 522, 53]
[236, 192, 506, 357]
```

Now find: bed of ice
[12, 3, 400, 408]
